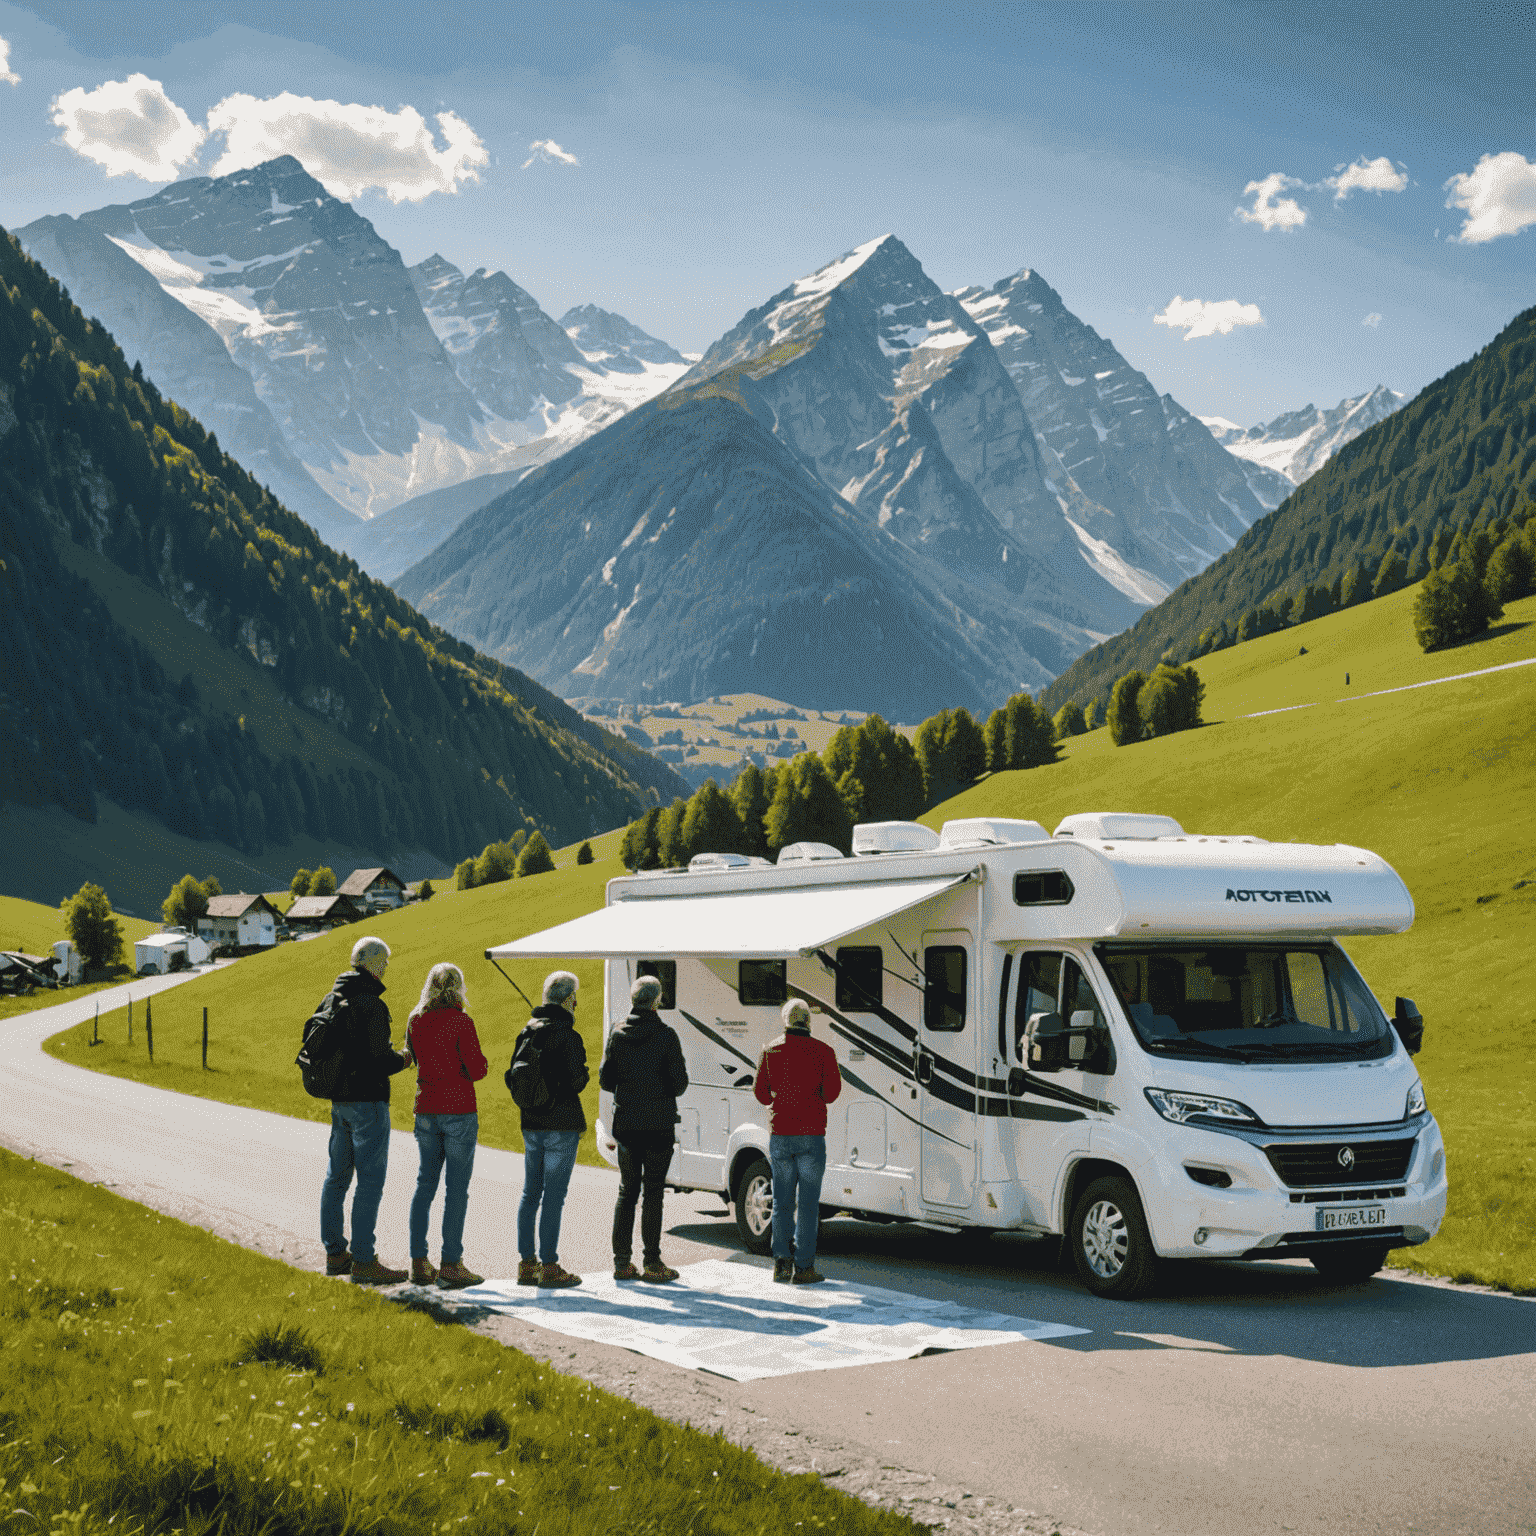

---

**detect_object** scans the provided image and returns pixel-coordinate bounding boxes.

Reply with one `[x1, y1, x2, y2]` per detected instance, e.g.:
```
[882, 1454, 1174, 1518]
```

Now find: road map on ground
[431, 1258, 1089, 1381]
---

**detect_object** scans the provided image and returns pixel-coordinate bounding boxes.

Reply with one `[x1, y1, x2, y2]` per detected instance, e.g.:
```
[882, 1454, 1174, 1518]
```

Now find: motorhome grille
[1288, 1187, 1406, 1204]
[1263, 1138, 1416, 1187]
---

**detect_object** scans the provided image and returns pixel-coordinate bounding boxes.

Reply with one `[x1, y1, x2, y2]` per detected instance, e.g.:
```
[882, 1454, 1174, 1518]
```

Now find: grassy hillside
[0, 891, 157, 1023]
[47, 592, 1536, 1288]
[1043, 302, 1536, 711]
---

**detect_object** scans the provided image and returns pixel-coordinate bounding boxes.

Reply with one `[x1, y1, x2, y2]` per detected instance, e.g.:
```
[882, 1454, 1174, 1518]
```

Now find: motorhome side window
[923, 946, 966, 1032]
[738, 959, 787, 1006]
[834, 946, 883, 1011]
[1014, 870, 1073, 906]
[636, 959, 676, 1010]
[1015, 952, 1062, 1060]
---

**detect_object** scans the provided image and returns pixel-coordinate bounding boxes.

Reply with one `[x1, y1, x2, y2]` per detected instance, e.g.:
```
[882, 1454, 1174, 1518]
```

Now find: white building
[134, 932, 211, 975]
[198, 894, 280, 950]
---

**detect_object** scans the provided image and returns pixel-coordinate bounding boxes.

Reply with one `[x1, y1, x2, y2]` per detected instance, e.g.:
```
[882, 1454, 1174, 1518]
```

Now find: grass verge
[0, 1149, 922, 1536]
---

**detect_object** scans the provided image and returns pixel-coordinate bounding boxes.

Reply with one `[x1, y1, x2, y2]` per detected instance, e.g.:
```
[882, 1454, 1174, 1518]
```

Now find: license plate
[1317, 1205, 1387, 1232]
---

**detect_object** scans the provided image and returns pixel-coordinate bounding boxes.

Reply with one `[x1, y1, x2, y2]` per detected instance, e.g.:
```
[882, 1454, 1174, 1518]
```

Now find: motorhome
[488, 813, 1444, 1299]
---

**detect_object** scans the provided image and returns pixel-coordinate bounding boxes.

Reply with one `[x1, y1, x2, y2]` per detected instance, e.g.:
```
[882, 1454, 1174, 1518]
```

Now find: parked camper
[488, 813, 1445, 1299]
[134, 931, 211, 976]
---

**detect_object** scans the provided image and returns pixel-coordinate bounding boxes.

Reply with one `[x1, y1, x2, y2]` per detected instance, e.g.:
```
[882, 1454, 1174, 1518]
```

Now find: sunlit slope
[934, 587, 1536, 1289]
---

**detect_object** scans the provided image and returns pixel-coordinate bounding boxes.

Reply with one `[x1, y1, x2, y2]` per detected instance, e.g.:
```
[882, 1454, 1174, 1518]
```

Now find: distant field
[0, 892, 157, 1024]
[45, 587, 1536, 1289]
[45, 830, 628, 1161]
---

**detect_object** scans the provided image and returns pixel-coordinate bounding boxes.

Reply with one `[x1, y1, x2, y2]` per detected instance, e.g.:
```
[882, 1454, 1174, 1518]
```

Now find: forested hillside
[0, 228, 682, 867]
[1043, 305, 1536, 711]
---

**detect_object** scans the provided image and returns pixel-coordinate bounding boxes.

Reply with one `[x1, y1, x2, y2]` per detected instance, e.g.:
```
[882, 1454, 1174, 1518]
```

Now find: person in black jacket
[319, 936, 413, 1284]
[513, 971, 589, 1288]
[600, 975, 689, 1282]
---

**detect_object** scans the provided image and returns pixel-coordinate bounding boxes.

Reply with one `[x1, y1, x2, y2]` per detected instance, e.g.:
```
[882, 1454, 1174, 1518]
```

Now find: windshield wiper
[1141, 1036, 1253, 1061]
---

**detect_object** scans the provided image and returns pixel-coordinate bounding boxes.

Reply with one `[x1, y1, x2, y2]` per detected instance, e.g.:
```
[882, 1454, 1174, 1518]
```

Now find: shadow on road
[667, 1208, 1536, 1371]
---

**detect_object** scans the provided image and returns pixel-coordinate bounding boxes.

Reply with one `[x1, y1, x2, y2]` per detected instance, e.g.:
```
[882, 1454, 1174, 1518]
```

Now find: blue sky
[0, 0, 1530, 423]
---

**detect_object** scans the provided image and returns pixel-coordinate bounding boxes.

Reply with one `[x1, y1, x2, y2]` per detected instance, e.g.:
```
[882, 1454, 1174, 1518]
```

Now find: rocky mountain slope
[1201, 385, 1406, 489]
[956, 269, 1288, 597]
[1043, 309, 1534, 711]
[0, 226, 681, 867]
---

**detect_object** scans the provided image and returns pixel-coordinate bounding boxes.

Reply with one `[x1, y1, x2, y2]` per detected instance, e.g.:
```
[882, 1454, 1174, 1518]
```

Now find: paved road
[6, 981, 1535, 1536]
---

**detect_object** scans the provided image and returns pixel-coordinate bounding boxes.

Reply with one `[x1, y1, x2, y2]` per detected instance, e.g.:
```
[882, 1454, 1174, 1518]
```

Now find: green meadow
[0, 1149, 919, 1536]
[0, 894, 157, 1025]
[43, 586, 1536, 1289]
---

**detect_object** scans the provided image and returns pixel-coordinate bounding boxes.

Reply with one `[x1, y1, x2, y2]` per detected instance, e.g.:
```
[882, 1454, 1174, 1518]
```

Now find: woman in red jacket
[405, 962, 489, 1289]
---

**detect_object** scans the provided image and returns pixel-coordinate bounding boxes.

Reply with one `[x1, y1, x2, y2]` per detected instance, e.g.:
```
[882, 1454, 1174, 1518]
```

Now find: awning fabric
[486, 872, 972, 960]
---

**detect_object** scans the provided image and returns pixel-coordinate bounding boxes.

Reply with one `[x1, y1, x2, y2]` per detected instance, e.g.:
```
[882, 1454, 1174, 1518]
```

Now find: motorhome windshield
[1095, 943, 1394, 1064]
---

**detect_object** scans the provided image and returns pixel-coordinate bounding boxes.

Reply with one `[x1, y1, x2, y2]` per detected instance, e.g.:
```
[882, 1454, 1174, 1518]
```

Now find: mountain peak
[790, 233, 906, 298]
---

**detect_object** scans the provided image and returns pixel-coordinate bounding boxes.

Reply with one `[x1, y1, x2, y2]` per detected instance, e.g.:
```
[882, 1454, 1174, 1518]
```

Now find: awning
[485, 872, 974, 960]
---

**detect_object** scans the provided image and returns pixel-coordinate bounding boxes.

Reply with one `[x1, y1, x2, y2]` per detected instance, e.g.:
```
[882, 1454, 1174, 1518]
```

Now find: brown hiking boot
[350, 1257, 408, 1285]
[772, 1258, 793, 1283]
[613, 1261, 642, 1281]
[325, 1249, 353, 1277]
[410, 1258, 438, 1286]
[436, 1260, 484, 1290]
[640, 1262, 679, 1284]
[538, 1263, 582, 1289]
[792, 1266, 825, 1285]
[516, 1259, 540, 1286]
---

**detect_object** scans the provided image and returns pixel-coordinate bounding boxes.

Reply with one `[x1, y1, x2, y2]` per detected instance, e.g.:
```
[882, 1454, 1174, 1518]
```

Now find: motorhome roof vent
[1053, 812, 1185, 841]
[938, 818, 1050, 849]
[688, 852, 755, 871]
[851, 821, 942, 856]
[776, 841, 845, 865]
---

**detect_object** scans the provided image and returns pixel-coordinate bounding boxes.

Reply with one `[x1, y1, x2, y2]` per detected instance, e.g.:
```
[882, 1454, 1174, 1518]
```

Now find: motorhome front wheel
[1070, 1176, 1159, 1300]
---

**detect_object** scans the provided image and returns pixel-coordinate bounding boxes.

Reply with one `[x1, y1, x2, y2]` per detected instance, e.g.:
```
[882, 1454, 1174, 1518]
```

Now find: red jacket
[753, 1031, 842, 1136]
[406, 1006, 488, 1115]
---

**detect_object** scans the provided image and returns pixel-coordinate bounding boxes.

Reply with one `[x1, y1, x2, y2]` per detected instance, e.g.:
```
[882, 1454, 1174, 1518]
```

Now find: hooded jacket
[406, 1006, 488, 1116]
[753, 1029, 842, 1137]
[598, 1009, 689, 1140]
[514, 1004, 589, 1133]
[328, 968, 409, 1104]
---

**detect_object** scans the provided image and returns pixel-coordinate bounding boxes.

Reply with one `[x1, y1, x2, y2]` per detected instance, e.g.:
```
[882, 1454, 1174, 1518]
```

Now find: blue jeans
[320, 1101, 391, 1266]
[410, 1112, 479, 1263]
[770, 1134, 826, 1269]
[518, 1129, 581, 1265]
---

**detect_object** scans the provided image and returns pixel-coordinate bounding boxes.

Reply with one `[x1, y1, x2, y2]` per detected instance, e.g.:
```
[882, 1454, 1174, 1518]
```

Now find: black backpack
[505, 1028, 552, 1111]
[296, 992, 350, 1099]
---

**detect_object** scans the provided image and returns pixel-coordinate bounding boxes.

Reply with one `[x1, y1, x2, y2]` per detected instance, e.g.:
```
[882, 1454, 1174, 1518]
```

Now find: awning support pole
[489, 958, 536, 1011]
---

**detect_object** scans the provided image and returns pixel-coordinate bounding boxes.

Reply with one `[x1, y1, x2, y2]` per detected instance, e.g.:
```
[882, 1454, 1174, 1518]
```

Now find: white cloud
[0, 35, 19, 86]
[1235, 171, 1307, 231]
[1154, 296, 1264, 341]
[50, 73, 206, 180]
[1444, 151, 1536, 244]
[1327, 156, 1408, 201]
[206, 93, 488, 203]
[522, 138, 580, 170]
[1362, 312, 1382, 328]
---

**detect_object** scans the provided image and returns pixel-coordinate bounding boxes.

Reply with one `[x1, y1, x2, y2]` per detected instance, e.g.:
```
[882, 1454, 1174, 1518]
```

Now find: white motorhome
[488, 813, 1444, 1299]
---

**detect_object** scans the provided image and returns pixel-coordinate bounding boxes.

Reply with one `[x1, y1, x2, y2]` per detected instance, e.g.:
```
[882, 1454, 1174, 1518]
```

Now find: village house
[338, 867, 408, 912]
[198, 894, 280, 951]
[285, 893, 365, 931]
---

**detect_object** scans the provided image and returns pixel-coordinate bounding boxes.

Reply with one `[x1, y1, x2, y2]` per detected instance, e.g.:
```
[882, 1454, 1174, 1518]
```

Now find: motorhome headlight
[1404, 1080, 1427, 1119]
[1145, 1088, 1260, 1125]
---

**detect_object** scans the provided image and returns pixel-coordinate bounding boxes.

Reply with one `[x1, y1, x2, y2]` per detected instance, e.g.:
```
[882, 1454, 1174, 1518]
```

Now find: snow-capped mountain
[955, 269, 1283, 599]
[679, 234, 1144, 640]
[1201, 386, 1406, 489]
[561, 304, 688, 372]
[19, 158, 688, 537]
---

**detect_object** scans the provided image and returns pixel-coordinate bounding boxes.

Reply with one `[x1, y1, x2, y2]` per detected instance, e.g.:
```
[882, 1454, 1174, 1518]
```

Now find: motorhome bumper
[1138, 1114, 1448, 1261]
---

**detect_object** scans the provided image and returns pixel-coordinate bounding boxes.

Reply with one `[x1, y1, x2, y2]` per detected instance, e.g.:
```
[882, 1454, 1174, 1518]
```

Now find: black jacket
[599, 1009, 688, 1140]
[328, 968, 409, 1103]
[514, 1005, 589, 1133]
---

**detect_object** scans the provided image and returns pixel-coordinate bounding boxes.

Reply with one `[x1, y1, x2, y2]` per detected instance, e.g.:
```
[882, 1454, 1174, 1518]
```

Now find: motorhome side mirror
[1393, 997, 1424, 1056]
[1007, 1066, 1027, 1097]
[1025, 1011, 1066, 1072]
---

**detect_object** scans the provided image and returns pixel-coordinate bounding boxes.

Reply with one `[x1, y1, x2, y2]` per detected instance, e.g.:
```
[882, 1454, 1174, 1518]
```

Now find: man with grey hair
[599, 973, 689, 1282]
[512, 970, 589, 1287]
[754, 997, 841, 1283]
[319, 936, 413, 1284]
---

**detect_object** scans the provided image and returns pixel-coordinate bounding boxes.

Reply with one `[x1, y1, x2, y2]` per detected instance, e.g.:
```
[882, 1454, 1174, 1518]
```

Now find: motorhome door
[918, 929, 977, 1208]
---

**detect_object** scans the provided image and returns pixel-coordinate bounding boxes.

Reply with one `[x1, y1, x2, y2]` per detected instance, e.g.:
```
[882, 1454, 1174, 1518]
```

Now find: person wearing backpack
[404, 962, 489, 1290]
[599, 975, 689, 1283]
[318, 936, 413, 1284]
[511, 971, 588, 1288]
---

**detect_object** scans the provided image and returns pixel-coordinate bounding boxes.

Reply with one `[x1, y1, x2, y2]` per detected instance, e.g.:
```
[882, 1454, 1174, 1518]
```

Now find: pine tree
[575, 841, 594, 866]
[417, 878, 435, 901]
[516, 831, 555, 877]
[729, 766, 772, 859]
[1107, 671, 1147, 746]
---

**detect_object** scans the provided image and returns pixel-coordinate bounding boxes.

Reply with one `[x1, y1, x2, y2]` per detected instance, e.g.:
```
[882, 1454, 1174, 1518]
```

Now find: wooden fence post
[127, 994, 132, 1044]
[146, 997, 153, 1061]
[91, 1001, 99, 1047]
[202, 1006, 208, 1070]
